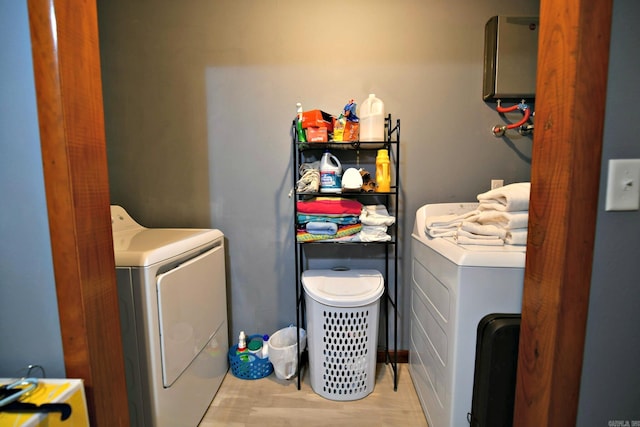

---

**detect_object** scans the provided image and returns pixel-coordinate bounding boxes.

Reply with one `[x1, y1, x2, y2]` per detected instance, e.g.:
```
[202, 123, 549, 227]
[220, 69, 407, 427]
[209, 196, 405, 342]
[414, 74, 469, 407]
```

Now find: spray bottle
[296, 102, 307, 142]
[237, 331, 247, 354]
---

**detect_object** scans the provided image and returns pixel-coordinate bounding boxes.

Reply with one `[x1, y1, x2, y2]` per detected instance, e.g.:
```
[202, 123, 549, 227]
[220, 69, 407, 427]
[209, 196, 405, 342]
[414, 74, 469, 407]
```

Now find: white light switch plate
[605, 159, 640, 211]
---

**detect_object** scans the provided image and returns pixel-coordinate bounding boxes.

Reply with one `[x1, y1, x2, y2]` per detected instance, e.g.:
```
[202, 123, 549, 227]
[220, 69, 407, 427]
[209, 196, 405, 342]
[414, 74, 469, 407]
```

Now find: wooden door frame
[27, 0, 129, 425]
[514, 0, 613, 424]
[29, 0, 612, 425]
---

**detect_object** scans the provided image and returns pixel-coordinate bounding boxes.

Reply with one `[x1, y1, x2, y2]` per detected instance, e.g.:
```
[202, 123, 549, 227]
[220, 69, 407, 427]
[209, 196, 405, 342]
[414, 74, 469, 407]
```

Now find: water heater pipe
[492, 99, 533, 136]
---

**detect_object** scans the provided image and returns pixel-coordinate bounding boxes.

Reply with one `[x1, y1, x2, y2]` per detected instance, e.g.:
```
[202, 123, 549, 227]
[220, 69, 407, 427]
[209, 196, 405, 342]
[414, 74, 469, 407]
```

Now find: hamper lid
[301, 269, 384, 307]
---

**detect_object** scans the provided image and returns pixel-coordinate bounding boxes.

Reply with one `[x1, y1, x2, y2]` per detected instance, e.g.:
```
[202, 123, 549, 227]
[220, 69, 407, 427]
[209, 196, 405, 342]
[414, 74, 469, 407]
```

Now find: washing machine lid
[302, 269, 384, 307]
[111, 205, 223, 267]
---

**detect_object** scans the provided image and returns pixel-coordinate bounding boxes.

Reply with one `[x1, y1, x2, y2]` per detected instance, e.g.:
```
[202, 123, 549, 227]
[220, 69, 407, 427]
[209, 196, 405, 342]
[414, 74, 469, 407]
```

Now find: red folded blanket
[296, 197, 363, 215]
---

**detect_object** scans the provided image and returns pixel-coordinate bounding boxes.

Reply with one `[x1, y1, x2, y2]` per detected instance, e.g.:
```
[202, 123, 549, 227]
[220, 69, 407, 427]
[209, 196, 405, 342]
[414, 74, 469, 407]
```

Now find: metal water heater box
[483, 16, 539, 101]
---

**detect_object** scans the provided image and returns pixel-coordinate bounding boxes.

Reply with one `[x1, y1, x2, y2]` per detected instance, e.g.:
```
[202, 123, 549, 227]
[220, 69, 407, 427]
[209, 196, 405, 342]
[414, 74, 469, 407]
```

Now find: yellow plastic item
[375, 149, 391, 192]
[0, 379, 89, 427]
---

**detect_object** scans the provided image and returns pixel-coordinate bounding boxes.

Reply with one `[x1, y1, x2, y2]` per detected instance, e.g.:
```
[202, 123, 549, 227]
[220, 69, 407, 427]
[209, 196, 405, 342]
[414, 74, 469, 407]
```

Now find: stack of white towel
[425, 182, 530, 246]
[357, 204, 396, 242]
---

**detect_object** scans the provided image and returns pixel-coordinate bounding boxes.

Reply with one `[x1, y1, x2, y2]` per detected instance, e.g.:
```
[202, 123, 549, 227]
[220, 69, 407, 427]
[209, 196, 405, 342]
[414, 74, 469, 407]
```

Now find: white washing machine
[111, 205, 228, 427]
[409, 203, 525, 427]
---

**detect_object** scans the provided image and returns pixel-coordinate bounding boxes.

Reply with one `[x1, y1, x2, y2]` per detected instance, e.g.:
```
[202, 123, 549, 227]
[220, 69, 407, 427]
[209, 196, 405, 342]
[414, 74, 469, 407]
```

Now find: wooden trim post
[514, 0, 613, 425]
[28, 0, 130, 425]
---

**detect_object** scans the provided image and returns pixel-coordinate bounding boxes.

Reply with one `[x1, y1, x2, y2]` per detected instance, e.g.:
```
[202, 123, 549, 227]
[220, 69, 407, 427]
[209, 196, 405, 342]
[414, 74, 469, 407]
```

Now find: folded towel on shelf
[296, 223, 362, 242]
[297, 214, 360, 225]
[460, 221, 507, 239]
[323, 225, 391, 243]
[360, 204, 396, 226]
[306, 221, 338, 235]
[358, 225, 391, 242]
[297, 197, 363, 216]
[505, 229, 528, 246]
[455, 234, 505, 246]
[477, 210, 529, 230]
[477, 182, 531, 212]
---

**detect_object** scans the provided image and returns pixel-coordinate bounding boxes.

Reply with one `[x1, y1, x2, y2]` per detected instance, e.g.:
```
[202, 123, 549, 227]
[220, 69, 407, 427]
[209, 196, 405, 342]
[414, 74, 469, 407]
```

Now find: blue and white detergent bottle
[320, 151, 342, 193]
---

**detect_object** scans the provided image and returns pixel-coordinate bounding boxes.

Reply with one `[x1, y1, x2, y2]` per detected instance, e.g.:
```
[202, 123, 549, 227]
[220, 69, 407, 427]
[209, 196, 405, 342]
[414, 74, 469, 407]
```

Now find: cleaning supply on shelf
[375, 149, 391, 192]
[296, 102, 307, 143]
[320, 151, 342, 193]
[343, 99, 359, 122]
[334, 99, 360, 142]
[359, 94, 385, 141]
[333, 116, 345, 142]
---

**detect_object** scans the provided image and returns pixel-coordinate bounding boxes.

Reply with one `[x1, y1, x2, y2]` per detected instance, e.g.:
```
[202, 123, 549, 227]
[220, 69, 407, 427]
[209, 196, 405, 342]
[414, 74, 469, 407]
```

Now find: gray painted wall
[0, 1, 65, 378]
[577, 0, 640, 424]
[99, 0, 537, 351]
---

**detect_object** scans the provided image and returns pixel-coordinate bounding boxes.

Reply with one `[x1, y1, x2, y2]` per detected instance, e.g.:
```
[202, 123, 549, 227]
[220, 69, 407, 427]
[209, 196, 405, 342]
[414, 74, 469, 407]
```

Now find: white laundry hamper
[302, 269, 384, 401]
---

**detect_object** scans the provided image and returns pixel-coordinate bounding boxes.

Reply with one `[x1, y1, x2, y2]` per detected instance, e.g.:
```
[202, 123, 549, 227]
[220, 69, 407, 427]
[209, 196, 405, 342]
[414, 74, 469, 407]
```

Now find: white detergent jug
[359, 94, 385, 142]
[320, 151, 342, 193]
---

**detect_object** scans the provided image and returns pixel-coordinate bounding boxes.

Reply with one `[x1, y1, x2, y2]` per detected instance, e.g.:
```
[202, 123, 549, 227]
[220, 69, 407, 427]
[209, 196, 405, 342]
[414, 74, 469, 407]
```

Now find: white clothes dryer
[409, 203, 525, 427]
[111, 205, 228, 427]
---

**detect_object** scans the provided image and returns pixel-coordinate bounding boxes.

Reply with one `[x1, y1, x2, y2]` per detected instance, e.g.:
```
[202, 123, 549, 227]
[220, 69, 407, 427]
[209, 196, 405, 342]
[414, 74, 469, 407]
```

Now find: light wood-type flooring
[199, 363, 428, 427]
